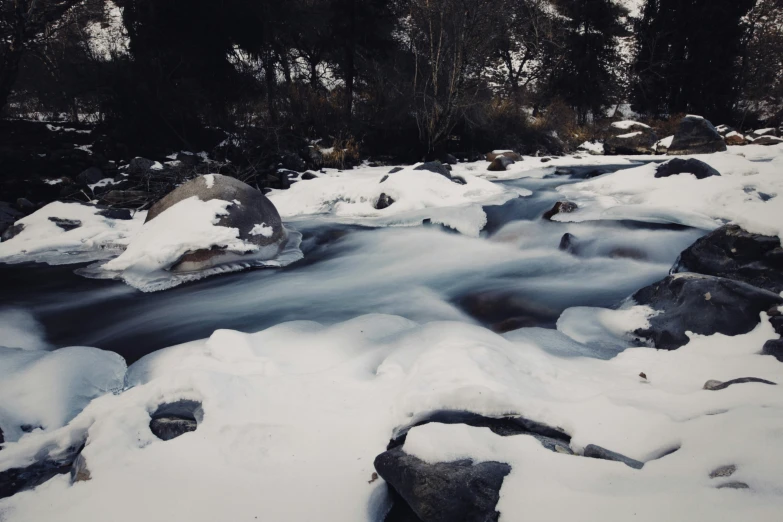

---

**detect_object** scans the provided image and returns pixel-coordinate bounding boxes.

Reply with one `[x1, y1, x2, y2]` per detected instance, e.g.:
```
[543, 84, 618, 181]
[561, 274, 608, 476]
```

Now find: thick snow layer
[0, 346, 125, 443]
[556, 148, 783, 237]
[268, 163, 520, 237]
[1, 314, 781, 521]
[0, 202, 144, 265]
[617, 131, 642, 139]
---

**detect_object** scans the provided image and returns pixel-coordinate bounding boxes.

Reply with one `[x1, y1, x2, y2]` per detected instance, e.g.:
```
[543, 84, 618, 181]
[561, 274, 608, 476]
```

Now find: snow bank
[0, 346, 125, 443]
[556, 149, 783, 237]
[267, 163, 520, 237]
[0, 202, 144, 265]
[1, 314, 781, 521]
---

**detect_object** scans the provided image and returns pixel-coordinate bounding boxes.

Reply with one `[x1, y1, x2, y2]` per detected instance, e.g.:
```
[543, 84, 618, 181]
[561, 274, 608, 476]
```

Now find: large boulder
[667, 116, 727, 155]
[631, 273, 783, 350]
[149, 400, 202, 441]
[654, 158, 720, 179]
[671, 225, 783, 294]
[146, 174, 286, 270]
[604, 121, 658, 155]
[485, 150, 522, 162]
[375, 446, 511, 522]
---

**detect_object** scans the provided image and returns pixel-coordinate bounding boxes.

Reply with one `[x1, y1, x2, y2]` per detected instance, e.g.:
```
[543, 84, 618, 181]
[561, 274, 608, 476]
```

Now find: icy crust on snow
[556, 148, 783, 237]
[267, 163, 521, 237]
[0, 202, 145, 265]
[0, 346, 126, 444]
[2, 314, 782, 521]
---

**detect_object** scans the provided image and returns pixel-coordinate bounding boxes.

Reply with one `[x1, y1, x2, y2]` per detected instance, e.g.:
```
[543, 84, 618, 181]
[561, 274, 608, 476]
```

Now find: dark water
[0, 168, 707, 364]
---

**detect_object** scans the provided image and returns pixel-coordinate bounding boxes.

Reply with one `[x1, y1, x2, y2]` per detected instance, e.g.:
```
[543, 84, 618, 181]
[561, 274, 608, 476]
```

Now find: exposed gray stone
[710, 465, 737, 478]
[655, 158, 720, 179]
[703, 377, 776, 390]
[667, 116, 727, 155]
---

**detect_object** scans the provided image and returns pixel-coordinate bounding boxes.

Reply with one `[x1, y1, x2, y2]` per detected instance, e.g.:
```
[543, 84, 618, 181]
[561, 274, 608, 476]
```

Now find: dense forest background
[1, 0, 782, 163]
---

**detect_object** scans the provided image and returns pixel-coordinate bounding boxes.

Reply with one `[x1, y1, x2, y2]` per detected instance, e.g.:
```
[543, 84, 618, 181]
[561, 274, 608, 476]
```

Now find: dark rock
[1, 223, 24, 242]
[716, 481, 749, 490]
[48, 217, 82, 231]
[149, 400, 202, 441]
[128, 157, 155, 175]
[96, 208, 133, 220]
[583, 444, 644, 469]
[457, 291, 561, 333]
[604, 122, 658, 155]
[450, 176, 467, 185]
[442, 153, 458, 165]
[751, 135, 783, 146]
[16, 198, 35, 212]
[380, 175, 389, 183]
[146, 175, 286, 270]
[540, 157, 552, 163]
[703, 377, 777, 390]
[709, 465, 736, 478]
[749, 128, 779, 139]
[762, 339, 783, 362]
[543, 201, 577, 220]
[375, 447, 511, 522]
[279, 151, 307, 172]
[671, 225, 783, 294]
[487, 156, 515, 172]
[376, 193, 395, 210]
[300, 171, 318, 181]
[655, 158, 720, 180]
[388, 167, 404, 174]
[559, 233, 577, 253]
[631, 274, 783, 350]
[667, 116, 727, 155]
[78, 167, 105, 185]
[414, 161, 451, 178]
[0, 444, 82, 500]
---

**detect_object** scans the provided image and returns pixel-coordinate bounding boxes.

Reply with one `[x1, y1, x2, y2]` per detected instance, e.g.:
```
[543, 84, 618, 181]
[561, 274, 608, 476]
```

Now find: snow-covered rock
[604, 121, 657, 155]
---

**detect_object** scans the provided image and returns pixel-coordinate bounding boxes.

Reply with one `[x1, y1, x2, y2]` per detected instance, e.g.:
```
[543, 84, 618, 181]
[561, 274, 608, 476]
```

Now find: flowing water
[0, 166, 707, 363]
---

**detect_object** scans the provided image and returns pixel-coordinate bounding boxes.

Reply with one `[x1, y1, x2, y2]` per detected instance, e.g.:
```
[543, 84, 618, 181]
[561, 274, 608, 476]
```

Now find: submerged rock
[146, 174, 286, 271]
[667, 115, 727, 155]
[655, 158, 720, 179]
[671, 225, 783, 294]
[632, 274, 783, 350]
[375, 447, 511, 522]
[149, 400, 202, 441]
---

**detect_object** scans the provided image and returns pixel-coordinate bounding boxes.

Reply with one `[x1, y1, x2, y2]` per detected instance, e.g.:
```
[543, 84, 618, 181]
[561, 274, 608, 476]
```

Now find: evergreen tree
[546, 0, 628, 124]
[632, 0, 756, 122]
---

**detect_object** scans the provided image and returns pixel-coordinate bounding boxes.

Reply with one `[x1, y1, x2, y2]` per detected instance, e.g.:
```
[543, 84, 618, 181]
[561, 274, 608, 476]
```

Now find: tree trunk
[343, 0, 355, 120]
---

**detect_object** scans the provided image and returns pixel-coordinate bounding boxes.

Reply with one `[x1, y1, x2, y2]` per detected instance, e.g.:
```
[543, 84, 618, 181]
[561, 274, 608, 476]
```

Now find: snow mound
[1, 315, 781, 521]
[555, 150, 783, 237]
[267, 163, 520, 237]
[0, 346, 126, 443]
[0, 202, 144, 265]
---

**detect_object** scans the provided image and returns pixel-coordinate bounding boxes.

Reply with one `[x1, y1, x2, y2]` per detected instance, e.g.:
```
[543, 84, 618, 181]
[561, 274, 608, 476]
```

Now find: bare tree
[406, 0, 502, 153]
[0, 0, 86, 113]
